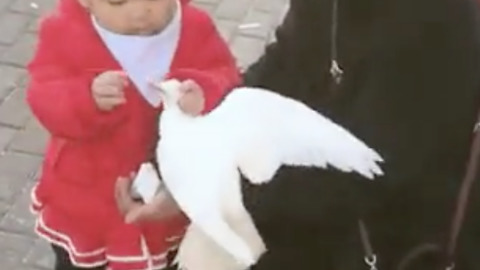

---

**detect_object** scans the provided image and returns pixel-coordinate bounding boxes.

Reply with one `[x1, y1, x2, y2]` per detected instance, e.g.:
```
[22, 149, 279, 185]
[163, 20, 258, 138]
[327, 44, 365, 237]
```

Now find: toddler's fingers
[179, 80, 196, 93]
[106, 71, 129, 88]
[96, 85, 125, 97]
[116, 71, 129, 87]
[99, 96, 127, 107]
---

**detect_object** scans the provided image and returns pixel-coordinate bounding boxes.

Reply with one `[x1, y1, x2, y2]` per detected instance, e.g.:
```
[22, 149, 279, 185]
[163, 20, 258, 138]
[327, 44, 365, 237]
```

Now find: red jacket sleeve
[166, 12, 240, 113]
[26, 18, 127, 140]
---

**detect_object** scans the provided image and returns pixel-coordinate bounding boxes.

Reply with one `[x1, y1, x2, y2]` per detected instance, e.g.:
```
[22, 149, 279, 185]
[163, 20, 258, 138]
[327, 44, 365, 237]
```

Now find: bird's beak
[148, 78, 166, 93]
[147, 78, 181, 97]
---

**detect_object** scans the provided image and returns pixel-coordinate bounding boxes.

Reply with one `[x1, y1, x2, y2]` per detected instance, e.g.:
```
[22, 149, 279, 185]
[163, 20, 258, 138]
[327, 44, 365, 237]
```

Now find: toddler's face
[79, 0, 176, 35]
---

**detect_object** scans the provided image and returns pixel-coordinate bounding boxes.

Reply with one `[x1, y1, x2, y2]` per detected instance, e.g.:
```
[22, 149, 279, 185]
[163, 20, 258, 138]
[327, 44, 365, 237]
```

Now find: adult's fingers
[114, 176, 138, 216]
[125, 203, 155, 224]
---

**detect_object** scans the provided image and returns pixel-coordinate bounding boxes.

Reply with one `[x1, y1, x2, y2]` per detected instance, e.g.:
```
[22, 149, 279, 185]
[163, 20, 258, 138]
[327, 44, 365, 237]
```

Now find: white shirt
[92, 2, 182, 107]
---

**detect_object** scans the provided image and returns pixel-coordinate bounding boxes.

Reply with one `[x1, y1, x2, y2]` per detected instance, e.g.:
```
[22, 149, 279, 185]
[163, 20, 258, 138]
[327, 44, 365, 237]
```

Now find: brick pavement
[0, 0, 288, 269]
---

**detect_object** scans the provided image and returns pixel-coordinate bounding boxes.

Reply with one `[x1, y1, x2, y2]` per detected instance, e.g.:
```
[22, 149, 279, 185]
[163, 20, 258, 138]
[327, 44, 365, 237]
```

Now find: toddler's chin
[119, 27, 163, 36]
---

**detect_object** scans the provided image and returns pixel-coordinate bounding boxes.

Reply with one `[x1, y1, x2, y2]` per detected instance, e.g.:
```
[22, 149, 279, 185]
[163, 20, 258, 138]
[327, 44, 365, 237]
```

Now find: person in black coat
[242, 0, 480, 269]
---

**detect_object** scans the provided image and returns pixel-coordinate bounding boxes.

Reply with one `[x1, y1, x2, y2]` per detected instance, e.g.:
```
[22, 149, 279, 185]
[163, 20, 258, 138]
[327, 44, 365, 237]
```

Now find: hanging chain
[330, 0, 343, 84]
[359, 220, 380, 270]
[364, 254, 378, 270]
[445, 263, 455, 270]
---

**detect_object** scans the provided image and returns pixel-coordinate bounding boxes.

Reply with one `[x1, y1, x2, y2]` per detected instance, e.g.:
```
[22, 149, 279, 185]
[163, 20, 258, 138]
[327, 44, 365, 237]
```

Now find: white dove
[136, 79, 384, 270]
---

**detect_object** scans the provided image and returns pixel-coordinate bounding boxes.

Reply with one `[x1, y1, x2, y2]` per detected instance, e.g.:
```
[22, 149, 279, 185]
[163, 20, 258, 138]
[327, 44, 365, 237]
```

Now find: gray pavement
[0, 0, 287, 269]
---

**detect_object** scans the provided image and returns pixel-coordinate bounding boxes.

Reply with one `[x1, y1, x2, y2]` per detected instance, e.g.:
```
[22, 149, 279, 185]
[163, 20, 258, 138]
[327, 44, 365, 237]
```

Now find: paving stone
[0, 0, 13, 13]
[0, 12, 31, 45]
[255, 0, 289, 14]
[192, 1, 218, 14]
[0, 201, 10, 219]
[24, 239, 55, 269]
[238, 9, 276, 40]
[0, 125, 16, 151]
[213, 18, 238, 42]
[0, 171, 28, 203]
[230, 35, 266, 70]
[9, 0, 57, 16]
[13, 265, 47, 270]
[0, 33, 37, 67]
[0, 45, 6, 63]
[31, 166, 42, 183]
[0, 151, 41, 180]
[9, 118, 48, 155]
[0, 181, 37, 236]
[0, 152, 41, 203]
[27, 17, 40, 33]
[0, 65, 26, 101]
[0, 231, 36, 267]
[0, 87, 32, 128]
[216, 0, 253, 21]
[0, 261, 42, 270]
[17, 72, 31, 89]
[194, 0, 223, 5]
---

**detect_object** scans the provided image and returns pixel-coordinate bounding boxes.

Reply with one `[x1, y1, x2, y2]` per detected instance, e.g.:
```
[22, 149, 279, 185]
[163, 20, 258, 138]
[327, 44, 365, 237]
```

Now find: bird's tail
[195, 215, 256, 267]
[176, 224, 247, 270]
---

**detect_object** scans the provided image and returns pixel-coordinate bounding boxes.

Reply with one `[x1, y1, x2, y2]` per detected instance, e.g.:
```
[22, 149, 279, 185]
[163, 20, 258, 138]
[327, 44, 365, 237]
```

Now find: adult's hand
[115, 175, 181, 224]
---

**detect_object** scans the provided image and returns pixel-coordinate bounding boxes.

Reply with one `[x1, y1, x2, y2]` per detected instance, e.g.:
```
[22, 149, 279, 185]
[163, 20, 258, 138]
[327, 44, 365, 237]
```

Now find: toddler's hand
[92, 71, 128, 111]
[178, 80, 205, 116]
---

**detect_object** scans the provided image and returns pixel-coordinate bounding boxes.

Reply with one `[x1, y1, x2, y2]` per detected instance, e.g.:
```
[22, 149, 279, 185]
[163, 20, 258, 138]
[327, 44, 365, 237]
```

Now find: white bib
[92, 2, 182, 107]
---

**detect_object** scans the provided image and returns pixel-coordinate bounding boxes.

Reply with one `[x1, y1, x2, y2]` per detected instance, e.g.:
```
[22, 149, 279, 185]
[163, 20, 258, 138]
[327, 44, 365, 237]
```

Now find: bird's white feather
[201, 87, 384, 183]
[158, 136, 257, 266]
[131, 163, 162, 203]
[155, 81, 384, 269]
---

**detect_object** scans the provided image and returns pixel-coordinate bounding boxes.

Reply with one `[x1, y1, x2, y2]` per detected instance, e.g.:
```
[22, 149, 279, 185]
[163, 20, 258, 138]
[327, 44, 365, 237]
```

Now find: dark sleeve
[241, 0, 373, 227]
[241, 1, 375, 249]
[244, 0, 480, 264]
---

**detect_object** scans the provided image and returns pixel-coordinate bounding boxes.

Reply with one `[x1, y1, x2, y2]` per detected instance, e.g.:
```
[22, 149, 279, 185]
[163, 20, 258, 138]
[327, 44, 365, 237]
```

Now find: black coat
[242, 0, 480, 269]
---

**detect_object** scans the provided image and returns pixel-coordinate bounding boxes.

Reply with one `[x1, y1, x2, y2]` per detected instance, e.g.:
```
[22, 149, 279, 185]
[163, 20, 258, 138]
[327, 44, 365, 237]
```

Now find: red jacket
[27, 0, 239, 269]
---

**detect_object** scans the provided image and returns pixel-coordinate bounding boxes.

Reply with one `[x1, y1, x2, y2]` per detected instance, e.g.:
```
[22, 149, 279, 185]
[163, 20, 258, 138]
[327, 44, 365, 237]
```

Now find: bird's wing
[207, 87, 384, 184]
[157, 141, 255, 266]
